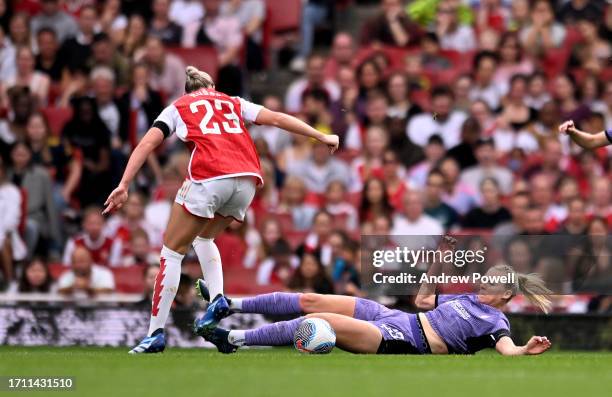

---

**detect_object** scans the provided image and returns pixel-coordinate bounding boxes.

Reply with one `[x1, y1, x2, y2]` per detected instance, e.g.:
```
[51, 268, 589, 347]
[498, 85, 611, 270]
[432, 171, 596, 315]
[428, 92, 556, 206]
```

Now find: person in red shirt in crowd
[103, 66, 339, 353]
[62, 206, 118, 267]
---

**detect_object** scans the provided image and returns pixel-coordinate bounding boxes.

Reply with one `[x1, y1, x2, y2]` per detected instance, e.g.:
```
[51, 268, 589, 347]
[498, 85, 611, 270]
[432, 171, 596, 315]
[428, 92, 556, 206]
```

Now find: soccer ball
[294, 318, 336, 354]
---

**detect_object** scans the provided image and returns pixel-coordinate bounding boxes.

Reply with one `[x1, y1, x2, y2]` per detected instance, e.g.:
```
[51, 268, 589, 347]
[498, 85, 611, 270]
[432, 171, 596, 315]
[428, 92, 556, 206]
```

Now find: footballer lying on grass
[195, 238, 553, 356]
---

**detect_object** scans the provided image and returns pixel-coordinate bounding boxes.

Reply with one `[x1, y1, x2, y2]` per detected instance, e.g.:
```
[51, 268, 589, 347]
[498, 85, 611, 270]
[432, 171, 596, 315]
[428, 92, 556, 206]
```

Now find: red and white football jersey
[155, 88, 263, 185]
[62, 234, 120, 267]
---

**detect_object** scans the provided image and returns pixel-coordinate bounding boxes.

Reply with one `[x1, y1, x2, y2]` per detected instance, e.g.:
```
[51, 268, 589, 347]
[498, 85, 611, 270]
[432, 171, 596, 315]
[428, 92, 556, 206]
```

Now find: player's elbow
[415, 295, 435, 311]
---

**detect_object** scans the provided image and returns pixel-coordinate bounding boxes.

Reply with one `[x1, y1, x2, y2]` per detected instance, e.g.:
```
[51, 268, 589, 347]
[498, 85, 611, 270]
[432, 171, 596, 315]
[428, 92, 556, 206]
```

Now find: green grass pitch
[1, 347, 611, 397]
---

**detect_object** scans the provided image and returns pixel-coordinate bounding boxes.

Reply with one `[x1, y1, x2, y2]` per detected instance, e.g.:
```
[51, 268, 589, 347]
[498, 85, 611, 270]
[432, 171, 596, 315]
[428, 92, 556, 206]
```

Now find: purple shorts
[354, 298, 430, 354]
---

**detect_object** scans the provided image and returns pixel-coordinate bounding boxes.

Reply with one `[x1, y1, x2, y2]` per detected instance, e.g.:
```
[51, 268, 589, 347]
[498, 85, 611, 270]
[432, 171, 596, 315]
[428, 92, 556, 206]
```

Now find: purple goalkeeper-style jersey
[424, 294, 511, 354]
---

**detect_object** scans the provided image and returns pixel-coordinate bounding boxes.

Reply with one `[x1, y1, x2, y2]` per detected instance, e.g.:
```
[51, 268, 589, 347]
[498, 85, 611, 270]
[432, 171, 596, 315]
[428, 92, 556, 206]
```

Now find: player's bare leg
[130, 203, 209, 354]
[305, 313, 382, 354]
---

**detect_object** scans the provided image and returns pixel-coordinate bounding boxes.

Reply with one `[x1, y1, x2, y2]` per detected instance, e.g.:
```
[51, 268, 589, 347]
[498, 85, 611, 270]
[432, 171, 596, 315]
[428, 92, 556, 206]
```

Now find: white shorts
[175, 176, 257, 221]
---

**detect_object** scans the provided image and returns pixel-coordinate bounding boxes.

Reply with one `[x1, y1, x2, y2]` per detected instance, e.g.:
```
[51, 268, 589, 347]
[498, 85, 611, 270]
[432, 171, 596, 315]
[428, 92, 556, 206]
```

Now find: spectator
[525, 72, 551, 110]
[288, 251, 334, 294]
[520, 0, 566, 56]
[558, 0, 604, 25]
[493, 191, 530, 238]
[469, 50, 503, 110]
[138, 264, 159, 305]
[359, 178, 393, 224]
[277, 176, 318, 231]
[117, 62, 165, 149]
[62, 96, 112, 207]
[345, 92, 389, 151]
[349, 126, 387, 192]
[288, 140, 350, 195]
[34, 27, 66, 83]
[150, 0, 182, 46]
[424, 169, 459, 231]
[90, 32, 130, 87]
[106, 191, 162, 251]
[0, 87, 35, 159]
[63, 206, 118, 267]
[391, 191, 444, 235]
[300, 88, 333, 133]
[408, 134, 446, 189]
[453, 74, 473, 112]
[60, 4, 97, 72]
[31, 0, 78, 44]
[447, 117, 481, 170]
[556, 197, 588, 236]
[190, 0, 244, 95]
[324, 180, 358, 232]
[169, 0, 204, 33]
[421, 32, 453, 70]
[493, 32, 533, 90]
[569, 17, 611, 75]
[461, 177, 511, 229]
[494, 74, 539, 154]
[381, 149, 410, 212]
[58, 245, 115, 296]
[7, 12, 32, 48]
[13, 257, 54, 293]
[8, 141, 60, 256]
[25, 112, 82, 209]
[406, 85, 467, 148]
[91, 66, 121, 147]
[331, 237, 362, 296]
[529, 173, 566, 231]
[386, 72, 422, 122]
[434, 0, 476, 52]
[475, 0, 510, 33]
[299, 210, 334, 265]
[460, 137, 513, 195]
[4, 46, 50, 106]
[0, 156, 25, 281]
[256, 239, 298, 286]
[99, 0, 128, 46]
[121, 14, 148, 59]
[324, 32, 355, 79]
[285, 53, 340, 114]
[0, 0, 10, 32]
[588, 178, 612, 224]
[361, 0, 423, 47]
[290, 0, 332, 71]
[469, 99, 496, 135]
[140, 36, 185, 103]
[0, 25, 16, 82]
[222, 0, 266, 71]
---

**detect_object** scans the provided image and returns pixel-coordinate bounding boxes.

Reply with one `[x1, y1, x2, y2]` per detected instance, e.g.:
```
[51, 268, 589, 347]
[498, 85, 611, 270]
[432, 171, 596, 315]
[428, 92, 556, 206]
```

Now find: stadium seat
[166, 46, 219, 81]
[265, 0, 302, 34]
[41, 107, 73, 137]
[215, 232, 247, 269]
[112, 266, 145, 293]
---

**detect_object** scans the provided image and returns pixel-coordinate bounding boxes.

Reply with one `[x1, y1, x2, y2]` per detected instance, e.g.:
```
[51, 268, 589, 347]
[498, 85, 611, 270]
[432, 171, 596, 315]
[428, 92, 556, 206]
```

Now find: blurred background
[0, 0, 610, 349]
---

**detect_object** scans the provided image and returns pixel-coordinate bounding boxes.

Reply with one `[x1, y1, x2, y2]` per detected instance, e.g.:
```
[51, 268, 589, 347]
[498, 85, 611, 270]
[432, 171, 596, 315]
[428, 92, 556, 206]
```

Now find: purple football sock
[245, 317, 305, 346]
[241, 292, 302, 315]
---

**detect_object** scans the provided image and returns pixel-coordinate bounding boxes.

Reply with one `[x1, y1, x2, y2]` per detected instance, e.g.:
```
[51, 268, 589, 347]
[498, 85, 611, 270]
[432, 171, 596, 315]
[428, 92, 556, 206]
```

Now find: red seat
[265, 0, 301, 34]
[215, 232, 247, 269]
[112, 266, 145, 293]
[167, 46, 219, 81]
[48, 263, 68, 280]
[41, 107, 73, 136]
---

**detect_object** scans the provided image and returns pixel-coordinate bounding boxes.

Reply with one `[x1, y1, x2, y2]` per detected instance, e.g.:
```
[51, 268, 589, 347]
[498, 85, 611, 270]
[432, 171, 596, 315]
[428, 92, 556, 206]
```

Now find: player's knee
[300, 293, 322, 312]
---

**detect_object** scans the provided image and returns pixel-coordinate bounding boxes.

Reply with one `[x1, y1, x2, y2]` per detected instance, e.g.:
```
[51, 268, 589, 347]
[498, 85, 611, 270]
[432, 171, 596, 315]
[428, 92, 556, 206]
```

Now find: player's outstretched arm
[495, 335, 551, 356]
[255, 108, 339, 153]
[102, 127, 165, 215]
[559, 120, 611, 149]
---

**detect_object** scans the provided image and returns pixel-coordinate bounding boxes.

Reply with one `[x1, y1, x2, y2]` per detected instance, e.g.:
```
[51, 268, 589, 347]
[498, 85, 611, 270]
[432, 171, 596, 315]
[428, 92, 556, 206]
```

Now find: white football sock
[192, 236, 224, 300]
[147, 245, 184, 336]
[228, 330, 246, 346]
[230, 298, 243, 311]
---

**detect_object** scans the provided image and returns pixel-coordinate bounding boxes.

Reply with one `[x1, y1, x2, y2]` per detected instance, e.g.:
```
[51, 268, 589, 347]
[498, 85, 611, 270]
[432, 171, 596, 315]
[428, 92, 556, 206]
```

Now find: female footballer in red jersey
[103, 66, 339, 353]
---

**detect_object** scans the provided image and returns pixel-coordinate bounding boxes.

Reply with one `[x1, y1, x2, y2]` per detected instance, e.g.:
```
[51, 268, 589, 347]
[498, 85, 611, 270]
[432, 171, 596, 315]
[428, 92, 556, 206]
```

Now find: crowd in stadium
[0, 0, 610, 313]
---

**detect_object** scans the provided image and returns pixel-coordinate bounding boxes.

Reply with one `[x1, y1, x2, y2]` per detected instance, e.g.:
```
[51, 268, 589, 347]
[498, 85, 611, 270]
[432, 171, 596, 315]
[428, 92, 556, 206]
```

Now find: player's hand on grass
[103, 184, 128, 215]
[558, 120, 576, 134]
[525, 336, 551, 355]
[321, 134, 340, 154]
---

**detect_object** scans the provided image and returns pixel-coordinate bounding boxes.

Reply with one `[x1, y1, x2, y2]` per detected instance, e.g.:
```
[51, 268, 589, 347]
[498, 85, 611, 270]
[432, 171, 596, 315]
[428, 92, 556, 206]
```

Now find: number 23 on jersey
[190, 99, 243, 135]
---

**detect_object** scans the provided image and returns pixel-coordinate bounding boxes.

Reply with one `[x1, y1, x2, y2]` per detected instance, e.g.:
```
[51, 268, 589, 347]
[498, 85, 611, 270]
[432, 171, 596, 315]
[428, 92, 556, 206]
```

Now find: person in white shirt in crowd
[525, 72, 551, 111]
[90, 66, 121, 147]
[288, 140, 350, 195]
[406, 85, 467, 148]
[3, 46, 50, 106]
[434, 0, 476, 52]
[391, 190, 444, 237]
[277, 176, 318, 231]
[323, 180, 359, 232]
[0, 25, 16, 83]
[285, 54, 340, 114]
[349, 125, 388, 193]
[529, 173, 567, 228]
[520, 0, 566, 56]
[460, 137, 513, 196]
[469, 50, 504, 110]
[0, 156, 26, 282]
[438, 156, 479, 216]
[408, 134, 446, 189]
[58, 246, 115, 296]
[301, 211, 335, 267]
[221, 0, 266, 71]
[170, 0, 205, 35]
[139, 36, 185, 103]
[99, 0, 128, 46]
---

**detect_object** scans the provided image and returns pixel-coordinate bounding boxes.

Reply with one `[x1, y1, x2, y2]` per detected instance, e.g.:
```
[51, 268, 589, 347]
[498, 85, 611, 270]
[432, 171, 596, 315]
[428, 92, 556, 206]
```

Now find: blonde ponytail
[490, 264, 552, 314]
[185, 66, 214, 93]
[517, 272, 552, 314]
